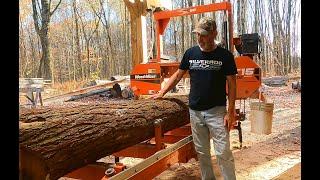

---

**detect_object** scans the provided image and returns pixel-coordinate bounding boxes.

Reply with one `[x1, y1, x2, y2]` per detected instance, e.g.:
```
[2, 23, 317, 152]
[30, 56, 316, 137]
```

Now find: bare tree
[187, 0, 196, 47]
[31, 0, 62, 79]
[76, 1, 101, 80]
[72, 0, 84, 80]
[19, 0, 301, 84]
[180, 1, 185, 56]
[236, 0, 241, 34]
[89, 0, 115, 78]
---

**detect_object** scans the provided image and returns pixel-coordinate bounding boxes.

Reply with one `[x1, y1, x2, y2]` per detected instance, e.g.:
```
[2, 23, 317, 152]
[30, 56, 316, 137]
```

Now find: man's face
[196, 30, 217, 51]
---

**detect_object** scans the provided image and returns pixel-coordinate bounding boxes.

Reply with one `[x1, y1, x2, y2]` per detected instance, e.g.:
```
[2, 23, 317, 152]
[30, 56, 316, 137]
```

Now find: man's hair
[192, 17, 217, 35]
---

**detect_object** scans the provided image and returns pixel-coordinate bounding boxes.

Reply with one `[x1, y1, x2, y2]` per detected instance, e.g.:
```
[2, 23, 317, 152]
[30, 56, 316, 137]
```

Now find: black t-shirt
[179, 46, 237, 111]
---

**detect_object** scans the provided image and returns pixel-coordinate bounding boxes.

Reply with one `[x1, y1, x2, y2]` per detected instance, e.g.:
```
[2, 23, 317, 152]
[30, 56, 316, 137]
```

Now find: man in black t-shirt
[152, 17, 237, 180]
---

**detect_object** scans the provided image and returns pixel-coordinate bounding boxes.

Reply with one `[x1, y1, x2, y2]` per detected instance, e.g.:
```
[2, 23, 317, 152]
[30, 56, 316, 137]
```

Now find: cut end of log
[20, 148, 49, 180]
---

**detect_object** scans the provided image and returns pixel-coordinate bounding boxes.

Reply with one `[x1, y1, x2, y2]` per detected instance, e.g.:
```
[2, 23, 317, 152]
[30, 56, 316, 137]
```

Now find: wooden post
[124, 0, 148, 66]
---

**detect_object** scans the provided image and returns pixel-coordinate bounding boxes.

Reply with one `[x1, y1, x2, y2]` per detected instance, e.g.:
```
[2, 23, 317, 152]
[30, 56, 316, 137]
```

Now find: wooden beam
[124, 0, 148, 66]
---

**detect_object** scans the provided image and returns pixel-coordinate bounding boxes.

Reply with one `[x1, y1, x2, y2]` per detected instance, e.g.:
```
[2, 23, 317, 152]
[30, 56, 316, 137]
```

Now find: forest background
[19, 0, 301, 85]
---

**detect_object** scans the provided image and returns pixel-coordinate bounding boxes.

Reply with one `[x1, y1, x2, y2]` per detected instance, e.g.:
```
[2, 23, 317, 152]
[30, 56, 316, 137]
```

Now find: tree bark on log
[19, 96, 189, 180]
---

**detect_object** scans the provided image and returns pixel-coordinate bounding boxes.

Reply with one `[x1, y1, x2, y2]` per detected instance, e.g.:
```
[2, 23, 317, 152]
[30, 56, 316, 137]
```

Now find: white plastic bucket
[249, 102, 274, 135]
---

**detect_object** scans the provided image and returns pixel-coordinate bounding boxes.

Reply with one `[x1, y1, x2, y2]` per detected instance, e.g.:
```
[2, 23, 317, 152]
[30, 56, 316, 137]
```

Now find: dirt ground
[154, 83, 301, 180]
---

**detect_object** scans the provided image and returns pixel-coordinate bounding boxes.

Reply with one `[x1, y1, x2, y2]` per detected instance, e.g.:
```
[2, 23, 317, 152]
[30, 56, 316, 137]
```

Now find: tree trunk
[211, 0, 215, 20]
[71, 30, 76, 81]
[254, 0, 259, 33]
[19, 15, 28, 77]
[125, 5, 130, 75]
[31, 0, 62, 80]
[104, 1, 115, 77]
[181, 1, 185, 55]
[286, 0, 292, 73]
[198, 0, 204, 19]
[102, 29, 110, 78]
[73, 0, 83, 80]
[237, 0, 241, 34]
[95, 27, 107, 79]
[37, 28, 52, 80]
[173, 18, 177, 58]
[19, 97, 189, 180]
[86, 41, 91, 79]
[254, 0, 261, 67]
[119, 1, 125, 75]
[240, 0, 247, 34]
[67, 48, 72, 82]
[187, 0, 195, 47]
[28, 30, 38, 77]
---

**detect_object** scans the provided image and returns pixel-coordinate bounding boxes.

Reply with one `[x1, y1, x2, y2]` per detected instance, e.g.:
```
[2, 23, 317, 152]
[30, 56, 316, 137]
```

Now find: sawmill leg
[154, 119, 165, 151]
[113, 118, 165, 164]
[237, 122, 242, 148]
[234, 109, 244, 149]
[115, 157, 120, 163]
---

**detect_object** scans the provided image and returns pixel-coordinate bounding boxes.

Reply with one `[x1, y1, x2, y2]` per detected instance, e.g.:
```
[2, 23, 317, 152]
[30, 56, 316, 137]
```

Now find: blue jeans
[189, 106, 236, 180]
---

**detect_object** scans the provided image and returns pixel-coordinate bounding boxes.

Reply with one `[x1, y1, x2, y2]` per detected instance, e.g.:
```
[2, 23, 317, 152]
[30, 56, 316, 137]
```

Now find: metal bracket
[109, 135, 193, 180]
[154, 119, 165, 150]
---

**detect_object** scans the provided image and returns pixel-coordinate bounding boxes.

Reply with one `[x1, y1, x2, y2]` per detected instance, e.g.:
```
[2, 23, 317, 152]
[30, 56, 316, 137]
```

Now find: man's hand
[224, 111, 236, 132]
[149, 69, 186, 100]
[149, 91, 164, 99]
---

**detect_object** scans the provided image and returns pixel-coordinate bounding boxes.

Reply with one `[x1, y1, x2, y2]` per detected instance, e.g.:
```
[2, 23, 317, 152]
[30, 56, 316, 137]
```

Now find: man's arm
[227, 74, 236, 113]
[151, 69, 187, 99]
[224, 74, 237, 131]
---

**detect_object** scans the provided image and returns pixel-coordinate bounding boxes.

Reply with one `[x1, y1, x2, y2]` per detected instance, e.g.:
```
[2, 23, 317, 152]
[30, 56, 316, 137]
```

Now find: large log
[65, 88, 110, 101]
[19, 96, 189, 180]
[262, 76, 288, 87]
